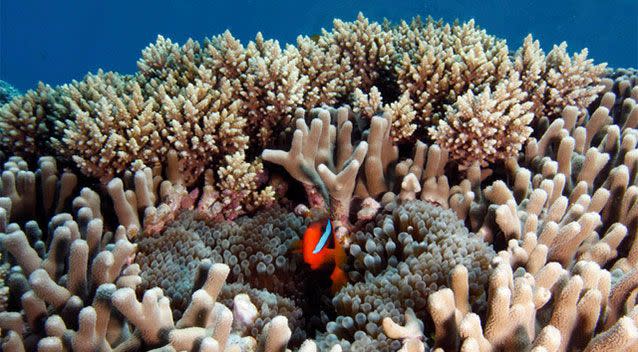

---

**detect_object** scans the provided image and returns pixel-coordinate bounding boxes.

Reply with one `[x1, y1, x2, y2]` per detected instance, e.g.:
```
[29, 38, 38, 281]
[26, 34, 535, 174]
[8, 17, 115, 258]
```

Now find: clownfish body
[292, 218, 347, 293]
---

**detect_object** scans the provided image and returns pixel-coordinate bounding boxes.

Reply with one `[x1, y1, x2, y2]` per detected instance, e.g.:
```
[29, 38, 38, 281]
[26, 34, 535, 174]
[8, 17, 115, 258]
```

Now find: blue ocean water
[1, 0, 636, 91]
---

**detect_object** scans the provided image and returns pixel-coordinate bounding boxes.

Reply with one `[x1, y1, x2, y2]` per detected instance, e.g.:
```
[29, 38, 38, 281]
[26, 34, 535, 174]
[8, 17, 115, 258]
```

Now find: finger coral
[319, 200, 493, 350]
[0, 205, 138, 350]
[134, 207, 315, 343]
[262, 106, 369, 239]
[0, 208, 298, 351]
[426, 68, 637, 352]
[426, 260, 638, 352]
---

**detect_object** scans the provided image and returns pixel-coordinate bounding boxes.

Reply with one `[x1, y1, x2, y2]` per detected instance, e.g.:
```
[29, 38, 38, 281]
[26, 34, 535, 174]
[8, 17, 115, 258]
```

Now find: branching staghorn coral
[236, 33, 308, 147]
[204, 31, 308, 148]
[429, 72, 535, 169]
[50, 71, 159, 183]
[319, 12, 396, 92]
[137, 35, 204, 89]
[295, 35, 355, 110]
[515, 35, 608, 122]
[353, 86, 417, 142]
[50, 67, 252, 187]
[393, 17, 511, 130]
[0, 83, 56, 159]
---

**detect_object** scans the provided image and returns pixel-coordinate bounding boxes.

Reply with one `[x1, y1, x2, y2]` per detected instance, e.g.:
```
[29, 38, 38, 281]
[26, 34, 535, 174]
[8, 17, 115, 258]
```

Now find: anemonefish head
[297, 218, 348, 293]
[301, 219, 334, 270]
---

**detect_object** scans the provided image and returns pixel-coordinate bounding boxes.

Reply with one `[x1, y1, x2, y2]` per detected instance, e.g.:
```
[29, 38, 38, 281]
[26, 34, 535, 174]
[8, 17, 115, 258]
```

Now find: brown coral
[319, 12, 396, 92]
[429, 73, 534, 168]
[514, 36, 608, 122]
[0, 83, 55, 159]
[394, 17, 511, 129]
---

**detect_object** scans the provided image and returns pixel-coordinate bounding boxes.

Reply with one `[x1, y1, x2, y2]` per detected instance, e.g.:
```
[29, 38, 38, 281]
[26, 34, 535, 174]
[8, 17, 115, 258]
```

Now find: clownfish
[291, 218, 347, 293]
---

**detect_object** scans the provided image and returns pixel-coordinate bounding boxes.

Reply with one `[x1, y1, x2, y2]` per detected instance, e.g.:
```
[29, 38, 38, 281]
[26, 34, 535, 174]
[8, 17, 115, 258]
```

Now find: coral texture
[321, 200, 494, 350]
[0, 12, 633, 352]
[0, 80, 21, 106]
[429, 73, 534, 168]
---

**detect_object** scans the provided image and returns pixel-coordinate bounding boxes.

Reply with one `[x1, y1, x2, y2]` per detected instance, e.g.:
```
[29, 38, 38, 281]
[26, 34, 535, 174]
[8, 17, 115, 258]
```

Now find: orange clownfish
[292, 219, 347, 293]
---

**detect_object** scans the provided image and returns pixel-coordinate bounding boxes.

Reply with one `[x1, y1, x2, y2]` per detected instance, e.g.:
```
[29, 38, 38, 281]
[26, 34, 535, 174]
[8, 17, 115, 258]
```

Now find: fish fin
[330, 267, 348, 294]
[288, 239, 302, 254]
[308, 248, 334, 270]
[312, 219, 332, 254]
[334, 230, 347, 269]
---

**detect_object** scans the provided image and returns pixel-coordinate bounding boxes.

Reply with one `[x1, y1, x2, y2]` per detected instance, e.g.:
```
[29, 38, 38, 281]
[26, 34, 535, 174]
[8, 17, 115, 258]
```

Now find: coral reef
[0, 12, 634, 352]
[429, 72, 534, 168]
[0, 197, 298, 350]
[320, 200, 494, 350]
[0, 84, 55, 159]
[0, 80, 21, 106]
[135, 207, 309, 308]
[413, 68, 638, 351]
[135, 207, 326, 345]
[393, 17, 511, 129]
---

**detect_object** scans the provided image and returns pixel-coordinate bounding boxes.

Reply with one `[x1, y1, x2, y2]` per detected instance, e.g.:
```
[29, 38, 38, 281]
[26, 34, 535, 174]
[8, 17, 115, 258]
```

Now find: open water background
[1, 0, 636, 91]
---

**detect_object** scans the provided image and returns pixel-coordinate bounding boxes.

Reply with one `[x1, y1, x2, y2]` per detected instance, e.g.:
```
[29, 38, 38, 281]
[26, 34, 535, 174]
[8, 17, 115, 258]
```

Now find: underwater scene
[0, 1, 637, 351]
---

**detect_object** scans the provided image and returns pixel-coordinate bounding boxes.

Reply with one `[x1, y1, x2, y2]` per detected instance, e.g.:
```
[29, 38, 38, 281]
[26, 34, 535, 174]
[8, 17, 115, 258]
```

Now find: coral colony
[1, 13, 638, 352]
